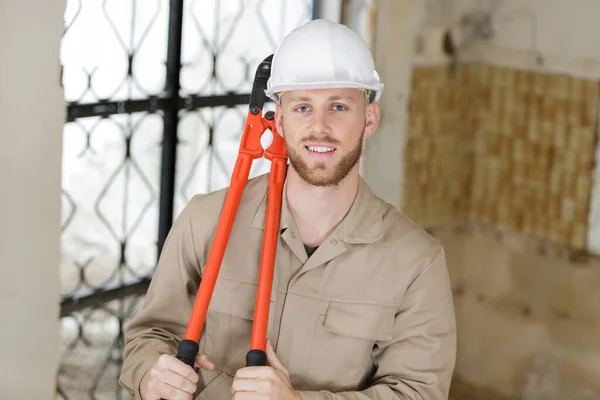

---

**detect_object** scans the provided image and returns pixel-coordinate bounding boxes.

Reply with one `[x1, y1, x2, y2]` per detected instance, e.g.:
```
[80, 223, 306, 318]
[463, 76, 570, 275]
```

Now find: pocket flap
[208, 277, 276, 320]
[324, 302, 395, 341]
[208, 277, 258, 320]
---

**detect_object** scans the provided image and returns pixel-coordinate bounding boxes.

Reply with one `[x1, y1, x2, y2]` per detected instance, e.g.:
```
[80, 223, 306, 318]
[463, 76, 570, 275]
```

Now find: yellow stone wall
[403, 65, 476, 227]
[405, 64, 599, 249]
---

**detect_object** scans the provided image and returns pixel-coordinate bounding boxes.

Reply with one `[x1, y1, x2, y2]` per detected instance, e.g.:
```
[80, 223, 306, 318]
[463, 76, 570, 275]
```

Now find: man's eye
[333, 105, 346, 111]
[295, 106, 309, 112]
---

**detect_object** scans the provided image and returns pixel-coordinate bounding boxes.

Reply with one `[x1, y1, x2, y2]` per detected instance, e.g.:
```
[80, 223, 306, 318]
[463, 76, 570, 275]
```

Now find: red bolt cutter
[173, 54, 288, 369]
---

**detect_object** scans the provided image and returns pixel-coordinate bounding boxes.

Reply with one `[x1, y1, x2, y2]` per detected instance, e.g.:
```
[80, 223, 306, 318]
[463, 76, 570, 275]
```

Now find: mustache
[300, 135, 340, 145]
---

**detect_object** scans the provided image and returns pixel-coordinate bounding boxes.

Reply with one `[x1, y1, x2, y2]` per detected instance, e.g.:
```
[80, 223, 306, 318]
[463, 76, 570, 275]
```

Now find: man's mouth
[305, 145, 336, 153]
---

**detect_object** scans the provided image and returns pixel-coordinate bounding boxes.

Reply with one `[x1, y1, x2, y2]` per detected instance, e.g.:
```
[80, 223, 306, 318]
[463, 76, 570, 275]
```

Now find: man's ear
[363, 102, 380, 139]
[275, 103, 284, 137]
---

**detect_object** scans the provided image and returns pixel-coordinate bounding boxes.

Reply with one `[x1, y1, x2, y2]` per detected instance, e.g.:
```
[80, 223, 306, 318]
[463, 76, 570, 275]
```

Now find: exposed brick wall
[405, 64, 599, 249]
[403, 65, 476, 227]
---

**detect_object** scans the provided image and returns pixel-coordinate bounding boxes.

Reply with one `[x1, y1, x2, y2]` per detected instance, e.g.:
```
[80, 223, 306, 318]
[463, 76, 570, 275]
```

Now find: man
[120, 19, 456, 400]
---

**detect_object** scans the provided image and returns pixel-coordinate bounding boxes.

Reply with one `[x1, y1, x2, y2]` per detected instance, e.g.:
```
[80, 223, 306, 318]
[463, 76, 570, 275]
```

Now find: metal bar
[158, 0, 185, 255]
[187, 93, 251, 110]
[66, 98, 164, 121]
[66, 93, 255, 122]
[60, 278, 151, 317]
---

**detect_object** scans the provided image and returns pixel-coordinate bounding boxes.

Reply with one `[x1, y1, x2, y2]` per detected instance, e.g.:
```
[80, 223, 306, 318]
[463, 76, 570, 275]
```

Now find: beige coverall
[119, 173, 457, 399]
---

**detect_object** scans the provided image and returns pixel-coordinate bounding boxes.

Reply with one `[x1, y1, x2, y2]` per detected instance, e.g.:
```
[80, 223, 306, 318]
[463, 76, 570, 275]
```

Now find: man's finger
[231, 392, 263, 400]
[195, 354, 215, 371]
[231, 377, 273, 394]
[161, 355, 199, 384]
[159, 369, 198, 394]
[158, 381, 194, 400]
[265, 340, 286, 373]
[235, 366, 277, 380]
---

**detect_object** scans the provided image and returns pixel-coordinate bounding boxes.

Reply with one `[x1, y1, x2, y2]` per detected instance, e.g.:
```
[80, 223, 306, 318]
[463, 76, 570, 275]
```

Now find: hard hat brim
[265, 81, 384, 103]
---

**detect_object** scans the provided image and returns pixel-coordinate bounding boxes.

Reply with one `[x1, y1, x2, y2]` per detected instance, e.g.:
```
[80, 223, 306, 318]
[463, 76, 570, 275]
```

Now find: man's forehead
[282, 88, 363, 103]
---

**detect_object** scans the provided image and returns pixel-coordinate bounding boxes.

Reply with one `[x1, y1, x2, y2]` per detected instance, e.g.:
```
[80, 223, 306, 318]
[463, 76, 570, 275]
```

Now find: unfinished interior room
[1, 0, 599, 399]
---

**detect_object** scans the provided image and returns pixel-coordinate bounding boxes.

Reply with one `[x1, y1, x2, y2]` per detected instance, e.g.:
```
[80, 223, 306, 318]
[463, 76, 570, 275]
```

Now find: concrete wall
[467, 0, 600, 80]
[408, 0, 600, 253]
[0, 0, 65, 398]
[435, 224, 600, 399]
[362, 0, 414, 210]
[363, 1, 600, 398]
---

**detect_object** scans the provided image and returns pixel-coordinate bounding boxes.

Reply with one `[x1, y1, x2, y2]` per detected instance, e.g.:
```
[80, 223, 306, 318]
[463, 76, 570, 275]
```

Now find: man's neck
[285, 167, 359, 247]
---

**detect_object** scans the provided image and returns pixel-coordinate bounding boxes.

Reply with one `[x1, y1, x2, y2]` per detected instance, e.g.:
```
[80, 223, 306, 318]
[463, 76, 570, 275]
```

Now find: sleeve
[298, 246, 457, 400]
[118, 195, 208, 399]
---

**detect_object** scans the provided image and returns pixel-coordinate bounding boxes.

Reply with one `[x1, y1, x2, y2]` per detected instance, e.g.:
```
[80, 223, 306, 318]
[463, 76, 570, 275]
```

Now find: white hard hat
[265, 19, 384, 103]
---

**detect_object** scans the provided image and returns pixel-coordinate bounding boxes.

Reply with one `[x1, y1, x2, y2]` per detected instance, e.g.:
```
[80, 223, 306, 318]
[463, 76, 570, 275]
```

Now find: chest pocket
[307, 301, 395, 391]
[203, 276, 276, 376]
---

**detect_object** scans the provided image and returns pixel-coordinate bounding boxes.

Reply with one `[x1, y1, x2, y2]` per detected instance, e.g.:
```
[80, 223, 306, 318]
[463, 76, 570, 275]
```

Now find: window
[57, 1, 315, 397]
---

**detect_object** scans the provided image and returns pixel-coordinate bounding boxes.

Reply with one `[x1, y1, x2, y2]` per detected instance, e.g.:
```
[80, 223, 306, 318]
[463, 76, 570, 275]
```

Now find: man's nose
[308, 108, 331, 135]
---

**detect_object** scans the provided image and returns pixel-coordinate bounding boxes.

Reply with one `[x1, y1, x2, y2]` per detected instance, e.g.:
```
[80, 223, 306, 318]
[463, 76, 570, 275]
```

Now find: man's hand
[140, 353, 215, 399]
[231, 340, 301, 400]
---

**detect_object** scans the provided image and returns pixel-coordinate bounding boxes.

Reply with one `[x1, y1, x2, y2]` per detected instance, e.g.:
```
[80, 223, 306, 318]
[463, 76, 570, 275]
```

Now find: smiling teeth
[307, 146, 334, 153]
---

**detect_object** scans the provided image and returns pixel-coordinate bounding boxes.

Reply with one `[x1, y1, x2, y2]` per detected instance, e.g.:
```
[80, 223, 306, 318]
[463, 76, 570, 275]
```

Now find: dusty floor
[450, 379, 512, 400]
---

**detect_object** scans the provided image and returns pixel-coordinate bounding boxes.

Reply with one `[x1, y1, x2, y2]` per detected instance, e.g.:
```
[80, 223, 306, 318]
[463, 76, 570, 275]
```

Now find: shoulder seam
[407, 243, 444, 290]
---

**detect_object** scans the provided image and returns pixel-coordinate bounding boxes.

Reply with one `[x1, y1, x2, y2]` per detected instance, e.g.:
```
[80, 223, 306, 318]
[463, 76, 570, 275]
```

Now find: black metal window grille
[57, 1, 315, 398]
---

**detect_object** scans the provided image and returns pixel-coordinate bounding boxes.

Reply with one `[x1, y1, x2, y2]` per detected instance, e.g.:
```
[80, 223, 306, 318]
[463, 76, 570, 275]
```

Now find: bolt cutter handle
[173, 54, 287, 370]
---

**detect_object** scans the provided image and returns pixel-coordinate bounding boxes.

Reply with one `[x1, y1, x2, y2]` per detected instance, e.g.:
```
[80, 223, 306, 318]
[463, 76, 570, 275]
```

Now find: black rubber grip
[246, 349, 267, 367]
[175, 339, 199, 368]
